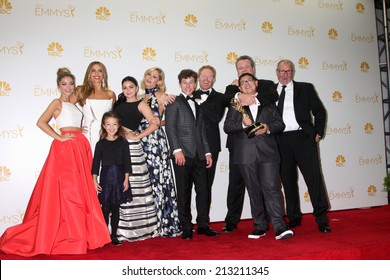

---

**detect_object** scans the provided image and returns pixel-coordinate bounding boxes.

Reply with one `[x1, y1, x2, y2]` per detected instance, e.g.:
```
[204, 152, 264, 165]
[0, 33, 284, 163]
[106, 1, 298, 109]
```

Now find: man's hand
[174, 151, 186, 166]
[206, 154, 213, 168]
[238, 92, 257, 106]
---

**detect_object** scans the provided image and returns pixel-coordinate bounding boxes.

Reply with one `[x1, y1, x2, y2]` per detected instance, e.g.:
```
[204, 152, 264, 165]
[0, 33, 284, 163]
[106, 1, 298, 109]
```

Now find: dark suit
[193, 88, 225, 218]
[165, 94, 211, 232]
[276, 81, 329, 225]
[224, 101, 286, 232]
[223, 80, 278, 228]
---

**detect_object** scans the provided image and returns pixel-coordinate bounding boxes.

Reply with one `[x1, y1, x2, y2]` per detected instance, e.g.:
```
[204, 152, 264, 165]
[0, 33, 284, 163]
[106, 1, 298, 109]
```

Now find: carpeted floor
[1, 205, 390, 260]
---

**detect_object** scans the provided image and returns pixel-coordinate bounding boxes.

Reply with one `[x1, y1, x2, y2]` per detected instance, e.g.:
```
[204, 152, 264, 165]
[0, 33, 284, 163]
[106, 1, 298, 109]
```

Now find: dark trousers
[172, 155, 209, 232]
[278, 131, 329, 224]
[101, 203, 120, 238]
[224, 150, 246, 227]
[206, 152, 219, 219]
[239, 161, 286, 233]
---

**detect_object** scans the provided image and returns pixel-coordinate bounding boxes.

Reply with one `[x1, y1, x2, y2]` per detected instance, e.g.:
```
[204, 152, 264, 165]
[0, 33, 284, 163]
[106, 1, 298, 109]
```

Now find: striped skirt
[117, 139, 159, 242]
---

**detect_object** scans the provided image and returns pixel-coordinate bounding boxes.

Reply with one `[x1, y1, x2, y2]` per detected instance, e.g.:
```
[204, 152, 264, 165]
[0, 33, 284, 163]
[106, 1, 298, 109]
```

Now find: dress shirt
[277, 81, 300, 132]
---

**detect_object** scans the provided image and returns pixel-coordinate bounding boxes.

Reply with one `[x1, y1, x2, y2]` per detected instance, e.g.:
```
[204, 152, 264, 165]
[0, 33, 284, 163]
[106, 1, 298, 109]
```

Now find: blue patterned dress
[139, 88, 181, 237]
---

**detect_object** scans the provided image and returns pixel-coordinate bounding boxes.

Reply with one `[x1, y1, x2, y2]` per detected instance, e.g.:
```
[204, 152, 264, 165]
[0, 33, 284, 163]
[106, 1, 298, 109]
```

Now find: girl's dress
[139, 88, 181, 237]
[92, 137, 133, 240]
[114, 100, 158, 241]
[0, 101, 111, 257]
[92, 137, 133, 205]
[81, 98, 113, 152]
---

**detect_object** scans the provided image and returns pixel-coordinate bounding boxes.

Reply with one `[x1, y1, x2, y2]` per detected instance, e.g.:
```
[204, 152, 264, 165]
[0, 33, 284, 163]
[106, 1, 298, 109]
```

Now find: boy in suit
[224, 72, 293, 240]
[165, 69, 215, 240]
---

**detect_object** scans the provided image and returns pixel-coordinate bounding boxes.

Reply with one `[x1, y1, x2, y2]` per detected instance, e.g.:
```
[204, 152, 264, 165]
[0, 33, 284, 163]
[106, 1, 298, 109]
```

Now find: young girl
[113, 76, 160, 241]
[92, 111, 132, 245]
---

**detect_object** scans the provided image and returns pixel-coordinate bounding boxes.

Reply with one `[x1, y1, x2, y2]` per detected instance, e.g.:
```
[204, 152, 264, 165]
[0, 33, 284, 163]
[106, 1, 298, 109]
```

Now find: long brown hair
[77, 61, 109, 106]
[99, 111, 125, 140]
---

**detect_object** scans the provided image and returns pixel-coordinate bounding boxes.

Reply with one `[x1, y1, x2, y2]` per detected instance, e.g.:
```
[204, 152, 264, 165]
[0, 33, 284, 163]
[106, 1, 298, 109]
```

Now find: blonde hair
[140, 67, 167, 93]
[198, 65, 216, 79]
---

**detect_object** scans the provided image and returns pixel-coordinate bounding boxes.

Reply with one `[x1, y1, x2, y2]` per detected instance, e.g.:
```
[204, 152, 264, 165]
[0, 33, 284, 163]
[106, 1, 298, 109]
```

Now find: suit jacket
[165, 94, 210, 160]
[194, 88, 225, 154]
[224, 102, 285, 165]
[224, 79, 279, 151]
[276, 81, 327, 139]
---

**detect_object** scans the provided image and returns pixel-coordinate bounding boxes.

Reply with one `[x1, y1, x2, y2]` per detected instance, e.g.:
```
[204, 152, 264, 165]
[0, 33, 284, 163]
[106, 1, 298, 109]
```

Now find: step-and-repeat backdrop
[0, 0, 387, 234]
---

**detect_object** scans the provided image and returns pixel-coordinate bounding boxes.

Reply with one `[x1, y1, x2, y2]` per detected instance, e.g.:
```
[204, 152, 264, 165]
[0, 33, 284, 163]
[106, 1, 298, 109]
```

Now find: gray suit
[224, 102, 287, 233]
[165, 94, 211, 232]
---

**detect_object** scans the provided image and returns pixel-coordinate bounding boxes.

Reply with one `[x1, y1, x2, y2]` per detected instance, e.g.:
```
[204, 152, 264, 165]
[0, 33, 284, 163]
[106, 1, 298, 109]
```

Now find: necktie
[278, 85, 286, 115]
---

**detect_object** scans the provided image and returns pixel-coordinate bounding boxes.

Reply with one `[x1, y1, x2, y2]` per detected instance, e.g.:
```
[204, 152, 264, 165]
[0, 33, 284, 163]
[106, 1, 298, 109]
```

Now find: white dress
[81, 99, 113, 152]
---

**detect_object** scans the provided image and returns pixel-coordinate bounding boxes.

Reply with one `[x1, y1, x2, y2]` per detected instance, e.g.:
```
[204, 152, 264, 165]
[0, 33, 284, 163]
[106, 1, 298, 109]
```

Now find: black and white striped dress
[114, 100, 159, 241]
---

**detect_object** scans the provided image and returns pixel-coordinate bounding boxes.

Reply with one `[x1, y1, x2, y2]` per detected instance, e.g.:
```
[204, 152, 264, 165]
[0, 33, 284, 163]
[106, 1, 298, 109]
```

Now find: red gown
[0, 131, 111, 256]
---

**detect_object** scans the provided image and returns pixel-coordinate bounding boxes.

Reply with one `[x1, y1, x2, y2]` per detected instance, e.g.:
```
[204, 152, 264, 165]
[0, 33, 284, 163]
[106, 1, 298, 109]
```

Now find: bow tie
[186, 95, 195, 101]
[201, 90, 209, 95]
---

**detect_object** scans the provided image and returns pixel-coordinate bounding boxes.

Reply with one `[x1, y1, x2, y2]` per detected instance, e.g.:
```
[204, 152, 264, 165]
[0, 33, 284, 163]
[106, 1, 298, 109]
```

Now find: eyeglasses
[278, 70, 293, 75]
[239, 78, 254, 86]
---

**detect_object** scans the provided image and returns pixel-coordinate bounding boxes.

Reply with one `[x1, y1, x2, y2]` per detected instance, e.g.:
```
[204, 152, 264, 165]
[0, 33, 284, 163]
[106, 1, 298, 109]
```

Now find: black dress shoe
[222, 224, 237, 233]
[111, 237, 121, 246]
[197, 226, 220, 236]
[318, 223, 331, 233]
[288, 220, 301, 229]
[182, 230, 193, 240]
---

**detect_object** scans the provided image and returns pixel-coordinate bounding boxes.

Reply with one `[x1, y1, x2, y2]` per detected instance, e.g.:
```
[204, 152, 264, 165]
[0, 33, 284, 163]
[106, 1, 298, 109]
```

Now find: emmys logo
[96, 6, 110, 21]
[0, 81, 11, 96]
[0, 41, 24, 55]
[322, 60, 347, 71]
[47, 42, 63, 57]
[335, 155, 346, 167]
[129, 12, 166, 24]
[174, 51, 208, 63]
[288, 26, 315, 37]
[35, 4, 75, 18]
[328, 187, 355, 200]
[328, 28, 338, 40]
[0, 209, 25, 225]
[295, 0, 305, 6]
[215, 19, 247, 31]
[219, 162, 228, 173]
[142, 47, 157, 61]
[304, 191, 311, 202]
[318, 0, 343, 11]
[184, 14, 198, 27]
[0, 0, 12, 14]
[298, 57, 309, 69]
[360, 61, 369, 73]
[34, 86, 60, 97]
[253, 56, 281, 68]
[226, 52, 239, 65]
[261, 21, 273, 34]
[364, 123, 374, 134]
[0, 124, 24, 139]
[50, 123, 60, 134]
[0, 165, 11, 182]
[367, 185, 377, 196]
[332, 90, 342, 102]
[351, 33, 374, 43]
[355, 93, 379, 104]
[84, 47, 122, 59]
[326, 123, 352, 135]
[356, 2, 365, 14]
[359, 154, 383, 166]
